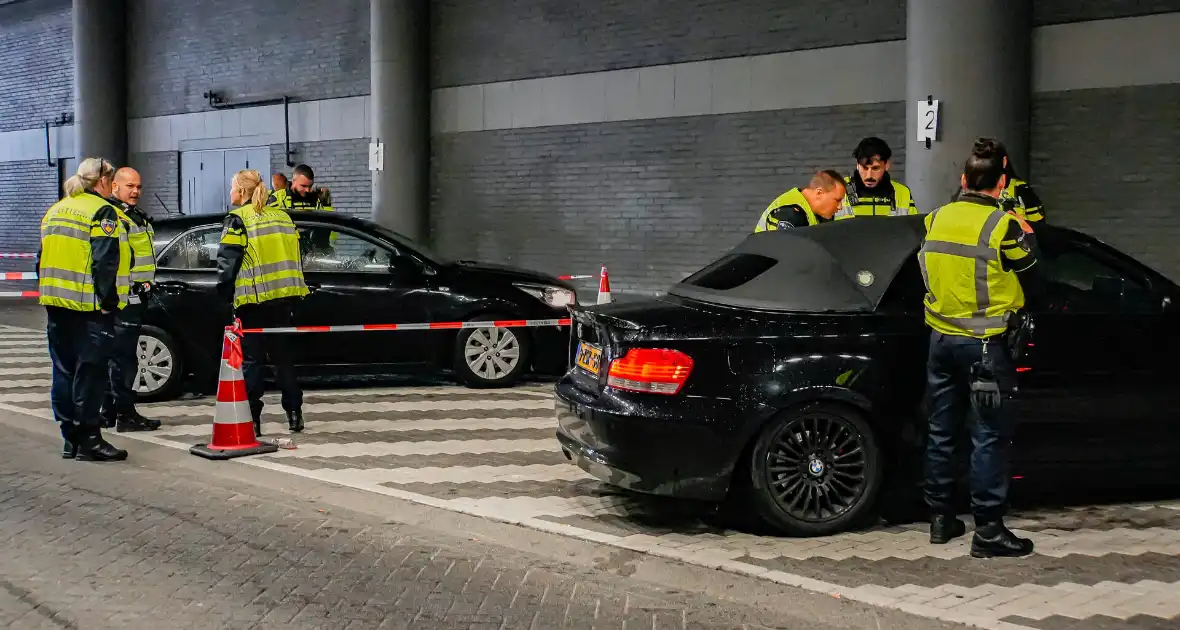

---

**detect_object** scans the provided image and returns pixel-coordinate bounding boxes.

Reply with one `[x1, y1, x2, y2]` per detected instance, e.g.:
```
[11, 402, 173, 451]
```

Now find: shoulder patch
[99, 218, 116, 236]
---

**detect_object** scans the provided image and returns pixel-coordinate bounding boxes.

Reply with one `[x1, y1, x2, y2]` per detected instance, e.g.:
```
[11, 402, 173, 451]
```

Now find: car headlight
[514, 283, 576, 308]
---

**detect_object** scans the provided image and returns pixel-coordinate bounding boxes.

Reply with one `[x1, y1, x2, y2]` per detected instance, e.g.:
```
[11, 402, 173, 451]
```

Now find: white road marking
[0, 392, 48, 403]
[323, 464, 593, 485]
[154, 416, 554, 437]
[144, 398, 553, 418]
[0, 340, 44, 348]
[0, 379, 51, 389]
[0, 367, 49, 376]
[262, 438, 558, 459]
[0, 355, 50, 365]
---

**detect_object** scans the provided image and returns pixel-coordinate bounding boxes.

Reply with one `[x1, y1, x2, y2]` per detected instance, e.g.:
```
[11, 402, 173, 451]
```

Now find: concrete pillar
[370, 0, 429, 243]
[905, 0, 1031, 210]
[73, 0, 127, 166]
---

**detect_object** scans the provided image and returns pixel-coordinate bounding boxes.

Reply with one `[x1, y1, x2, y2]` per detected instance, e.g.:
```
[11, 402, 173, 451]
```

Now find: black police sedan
[135, 211, 577, 402]
[556, 215, 1180, 537]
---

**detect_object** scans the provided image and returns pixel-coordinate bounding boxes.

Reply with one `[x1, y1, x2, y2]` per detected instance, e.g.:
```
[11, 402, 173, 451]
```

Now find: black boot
[929, 513, 966, 544]
[971, 521, 1034, 558]
[61, 424, 78, 459]
[99, 404, 117, 429]
[253, 415, 262, 437]
[75, 427, 128, 462]
[115, 408, 162, 432]
[287, 409, 304, 433]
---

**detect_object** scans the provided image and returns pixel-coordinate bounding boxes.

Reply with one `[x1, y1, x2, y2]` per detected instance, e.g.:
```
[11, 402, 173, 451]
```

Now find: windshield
[365, 221, 451, 265]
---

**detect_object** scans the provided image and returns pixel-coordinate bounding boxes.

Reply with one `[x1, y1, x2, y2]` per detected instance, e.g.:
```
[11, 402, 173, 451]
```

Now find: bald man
[272, 172, 288, 193]
[100, 167, 162, 433]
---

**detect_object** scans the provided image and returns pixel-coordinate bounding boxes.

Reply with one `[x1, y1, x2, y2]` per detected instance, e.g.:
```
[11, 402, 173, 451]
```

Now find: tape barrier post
[190, 320, 279, 460]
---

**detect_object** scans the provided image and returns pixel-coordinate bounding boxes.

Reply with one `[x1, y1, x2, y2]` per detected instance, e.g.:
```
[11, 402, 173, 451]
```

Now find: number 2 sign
[916, 99, 940, 146]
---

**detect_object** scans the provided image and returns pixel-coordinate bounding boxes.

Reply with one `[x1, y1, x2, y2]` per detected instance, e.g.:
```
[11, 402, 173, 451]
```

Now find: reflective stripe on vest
[117, 208, 156, 283]
[754, 188, 818, 232]
[834, 178, 915, 219]
[226, 205, 309, 308]
[918, 201, 1024, 339]
[38, 193, 132, 312]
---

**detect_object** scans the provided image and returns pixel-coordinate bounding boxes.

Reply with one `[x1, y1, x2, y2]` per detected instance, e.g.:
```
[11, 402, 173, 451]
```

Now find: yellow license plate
[575, 342, 603, 374]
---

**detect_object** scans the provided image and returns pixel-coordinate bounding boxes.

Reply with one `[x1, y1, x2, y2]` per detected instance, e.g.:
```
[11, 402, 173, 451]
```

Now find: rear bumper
[554, 376, 748, 502]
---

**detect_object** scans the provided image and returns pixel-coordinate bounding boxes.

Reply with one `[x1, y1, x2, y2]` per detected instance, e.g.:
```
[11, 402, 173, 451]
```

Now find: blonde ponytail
[63, 157, 115, 197]
[231, 169, 268, 214]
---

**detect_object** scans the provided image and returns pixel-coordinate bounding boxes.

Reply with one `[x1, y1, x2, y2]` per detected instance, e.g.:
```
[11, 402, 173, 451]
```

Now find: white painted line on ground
[0, 366, 49, 376]
[0, 347, 47, 356]
[154, 416, 555, 437]
[143, 398, 554, 418]
[323, 463, 593, 485]
[0, 379, 51, 389]
[0, 355, 50, 365]
[0, 392, 46, 403]
[0, 340, 43, 348]
[263, 438, 558, 459]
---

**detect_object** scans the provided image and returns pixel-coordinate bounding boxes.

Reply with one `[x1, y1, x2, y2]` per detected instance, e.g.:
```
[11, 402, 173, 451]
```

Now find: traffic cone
[597, 264, 613, 304]
[190, 320, 278, 460]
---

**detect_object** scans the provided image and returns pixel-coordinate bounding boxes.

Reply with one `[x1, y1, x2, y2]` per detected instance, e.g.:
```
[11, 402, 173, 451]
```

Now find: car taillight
[606, 348, 693, 395]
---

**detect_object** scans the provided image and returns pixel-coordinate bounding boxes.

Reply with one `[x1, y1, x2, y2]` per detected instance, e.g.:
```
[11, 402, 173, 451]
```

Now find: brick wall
[431, 103, 907, 293]
[270, 139, 372, 218]
[126, 0, 370, 118]
[0, 161, 58, 254]
[431, 0, 906, 88]
[0, 0, 72, 133]
[1030, 83, 1180, 282]
[128, 151, 181, 220]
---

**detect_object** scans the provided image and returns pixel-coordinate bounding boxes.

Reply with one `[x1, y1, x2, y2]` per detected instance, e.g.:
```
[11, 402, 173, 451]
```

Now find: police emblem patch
[99, 218, 116, 236]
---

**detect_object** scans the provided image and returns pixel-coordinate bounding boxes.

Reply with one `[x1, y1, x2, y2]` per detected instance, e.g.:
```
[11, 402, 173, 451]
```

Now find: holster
[1006, 310, 1034, 362]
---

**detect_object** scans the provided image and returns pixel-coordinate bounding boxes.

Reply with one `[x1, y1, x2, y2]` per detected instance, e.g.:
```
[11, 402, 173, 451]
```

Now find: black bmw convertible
[555, 215, 1180, 537]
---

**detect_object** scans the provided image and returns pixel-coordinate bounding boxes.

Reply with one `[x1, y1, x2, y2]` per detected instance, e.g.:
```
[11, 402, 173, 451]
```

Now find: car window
[298, 226, 398, 273]
[1040, 244, 1156, 314]
[156, 227, 221, 269]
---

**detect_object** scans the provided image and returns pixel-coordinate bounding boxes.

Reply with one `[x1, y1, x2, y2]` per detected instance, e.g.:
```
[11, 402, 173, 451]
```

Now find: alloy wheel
[762, 413, 868, 523]
[463, 327, 521, 380]
[135, 334, 175, 394]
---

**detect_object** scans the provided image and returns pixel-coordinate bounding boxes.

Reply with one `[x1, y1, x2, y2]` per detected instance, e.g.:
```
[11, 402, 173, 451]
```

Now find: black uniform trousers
[236, 297, 302, 421]
[923, 330, 1017, 525]
[46, 306, 116, 439]
[106, 301, 145, 413]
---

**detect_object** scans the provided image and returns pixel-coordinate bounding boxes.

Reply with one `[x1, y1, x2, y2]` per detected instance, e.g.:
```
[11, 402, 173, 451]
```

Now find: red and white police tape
[0, 253, 36, 259]
[557, 274, 595, 281]
[240, 317, 572, 334]
[0, 272, 37, 281]
[0, 291, 39, 298]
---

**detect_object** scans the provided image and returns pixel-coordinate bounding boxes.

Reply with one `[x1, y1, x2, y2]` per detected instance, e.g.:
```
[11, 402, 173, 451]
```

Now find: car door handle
[306, 282, 321, 293]
[155, 282, 187, 294]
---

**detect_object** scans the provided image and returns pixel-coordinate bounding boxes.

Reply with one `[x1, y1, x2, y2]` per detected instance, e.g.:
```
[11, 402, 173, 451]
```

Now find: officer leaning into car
[36, 157, 131, 462]
[99, 167, 163, 433]
[918, 137, 1041, 558]
[834, 136, 921, 219]
[267, 163, 335, 251]
[753, 170, 848, 231]
[215, 168, 310, 436]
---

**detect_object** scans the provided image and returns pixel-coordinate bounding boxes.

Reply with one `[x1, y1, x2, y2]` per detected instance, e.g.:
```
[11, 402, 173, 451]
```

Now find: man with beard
[834, 137, 920, 220]
[266, 163, 335, 250]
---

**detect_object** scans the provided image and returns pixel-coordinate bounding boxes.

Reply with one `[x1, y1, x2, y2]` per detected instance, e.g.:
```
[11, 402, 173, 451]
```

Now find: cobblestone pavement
[0, 318, 1178, 630]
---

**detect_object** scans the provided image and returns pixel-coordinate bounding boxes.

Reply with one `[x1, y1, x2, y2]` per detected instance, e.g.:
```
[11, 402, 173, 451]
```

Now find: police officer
[215, 169, 310, 436]
[267, 163, 334, 250]
[753, 170, 847, 232]
[99, 167, 162, 432]
[36, 157, 131, 462]
[996, 149, 1046, 223]
[834, 137, 920, 220]
[271, 172, 288, 195]
[918, 138, 1039, 558]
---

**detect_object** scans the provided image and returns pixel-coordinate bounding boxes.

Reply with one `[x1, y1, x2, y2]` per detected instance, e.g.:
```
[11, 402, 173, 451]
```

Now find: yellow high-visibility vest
[38, 192, 131, 311]
[918, 199, 1025, 339]
[753, 188, 820, 232]
[116, 206, 156, 284]
[834, 177, 918, 219]
[1000, 177, 1044, 223]
[222, 204, 309, 308]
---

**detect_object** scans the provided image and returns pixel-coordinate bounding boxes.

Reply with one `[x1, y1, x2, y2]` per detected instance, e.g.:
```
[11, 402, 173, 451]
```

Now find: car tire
[452, 314, 532, 388]
[133, 325, 185, 403]
[747, 401, 884, 537]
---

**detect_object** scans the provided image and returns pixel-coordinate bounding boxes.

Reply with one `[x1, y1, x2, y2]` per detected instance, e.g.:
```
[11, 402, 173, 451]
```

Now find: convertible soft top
[668, 216, 928, 313]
